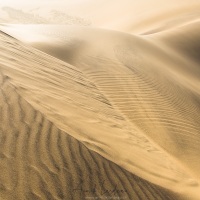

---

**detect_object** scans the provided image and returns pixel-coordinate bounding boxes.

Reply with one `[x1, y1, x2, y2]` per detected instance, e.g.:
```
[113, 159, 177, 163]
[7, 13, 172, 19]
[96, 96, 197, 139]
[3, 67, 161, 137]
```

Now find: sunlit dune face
[0, 1, 200, 200]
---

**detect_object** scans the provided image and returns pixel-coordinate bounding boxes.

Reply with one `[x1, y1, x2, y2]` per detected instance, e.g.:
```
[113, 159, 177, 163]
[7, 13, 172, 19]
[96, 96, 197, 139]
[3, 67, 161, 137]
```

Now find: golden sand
[0, 0, 200, 199]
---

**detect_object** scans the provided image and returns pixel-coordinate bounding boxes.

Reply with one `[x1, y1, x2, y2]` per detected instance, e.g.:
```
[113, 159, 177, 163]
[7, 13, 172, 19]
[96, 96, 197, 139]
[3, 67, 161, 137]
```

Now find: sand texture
[0, 0, 200, 199]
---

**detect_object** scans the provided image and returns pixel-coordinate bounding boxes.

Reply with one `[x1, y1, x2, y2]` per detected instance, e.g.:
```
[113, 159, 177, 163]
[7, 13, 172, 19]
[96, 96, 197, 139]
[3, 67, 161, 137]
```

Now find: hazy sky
[0, 0, 96, 13]
[0, 0, 88, 6]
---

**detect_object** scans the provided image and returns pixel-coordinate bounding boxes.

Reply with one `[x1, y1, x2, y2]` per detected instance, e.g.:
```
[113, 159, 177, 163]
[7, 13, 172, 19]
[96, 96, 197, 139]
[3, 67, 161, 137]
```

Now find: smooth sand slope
[0, 23, 200, 199]
[0, 30, 183, 200]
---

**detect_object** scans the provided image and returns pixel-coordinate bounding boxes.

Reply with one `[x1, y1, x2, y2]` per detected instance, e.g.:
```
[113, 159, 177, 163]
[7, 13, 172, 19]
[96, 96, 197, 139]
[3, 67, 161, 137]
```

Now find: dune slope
[0, 25, 200, 200]
[0, 29, 186, 200]
[0, 68, 182, 200]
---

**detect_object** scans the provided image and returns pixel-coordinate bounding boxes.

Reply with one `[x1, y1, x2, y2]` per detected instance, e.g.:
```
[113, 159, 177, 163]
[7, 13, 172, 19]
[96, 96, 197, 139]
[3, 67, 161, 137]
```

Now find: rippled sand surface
[0, 0, 200, 199]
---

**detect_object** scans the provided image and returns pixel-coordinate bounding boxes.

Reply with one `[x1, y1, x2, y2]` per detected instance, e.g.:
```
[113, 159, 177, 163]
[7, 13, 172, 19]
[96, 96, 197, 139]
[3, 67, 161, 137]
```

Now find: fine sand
[0, 0, 200, 200]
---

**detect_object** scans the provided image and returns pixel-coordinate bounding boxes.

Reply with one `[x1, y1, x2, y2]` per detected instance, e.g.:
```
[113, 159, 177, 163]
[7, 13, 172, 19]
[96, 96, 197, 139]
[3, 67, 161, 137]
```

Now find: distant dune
[0, 0, 200, 200]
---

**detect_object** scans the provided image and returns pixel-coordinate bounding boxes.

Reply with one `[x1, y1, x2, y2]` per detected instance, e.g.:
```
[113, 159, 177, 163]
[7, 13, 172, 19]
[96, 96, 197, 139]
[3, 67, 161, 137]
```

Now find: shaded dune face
[0, 25, 200, 200]
[138, 5, 200, 35]
[0, 31, 183, 200]
[149, 21, 200, 64]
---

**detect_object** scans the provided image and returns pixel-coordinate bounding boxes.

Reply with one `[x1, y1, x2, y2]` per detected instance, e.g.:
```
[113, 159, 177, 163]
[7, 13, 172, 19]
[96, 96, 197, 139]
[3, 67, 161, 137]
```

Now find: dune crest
[0, 0, 200, 199]
[0, 24, 200, 199]
[1, 65, 183, 200]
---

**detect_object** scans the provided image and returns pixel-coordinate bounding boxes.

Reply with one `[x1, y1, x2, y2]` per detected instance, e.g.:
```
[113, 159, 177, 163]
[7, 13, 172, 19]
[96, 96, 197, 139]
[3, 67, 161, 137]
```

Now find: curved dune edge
[0, 31, 181, 200]
[147, 20, 200, 64]
[0, 71, 182, 200]
[3, 24, 200, 175]
[0, 26, 200, 200]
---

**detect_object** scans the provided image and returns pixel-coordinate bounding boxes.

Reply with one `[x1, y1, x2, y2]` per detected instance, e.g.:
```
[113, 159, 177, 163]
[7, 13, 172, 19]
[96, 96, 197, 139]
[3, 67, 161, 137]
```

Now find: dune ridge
[3, 24, 200, 177]
[0, 30, 184, 200]
[0, 0, 200, 199]
[0, 69, 182, 200]
[0, 24, 200, 200]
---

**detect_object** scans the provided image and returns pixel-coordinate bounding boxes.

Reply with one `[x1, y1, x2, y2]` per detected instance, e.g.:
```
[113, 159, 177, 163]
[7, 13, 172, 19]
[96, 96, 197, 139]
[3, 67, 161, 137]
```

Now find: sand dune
[0, 67, 182, 200]
[0, 0, 200, 200]
[148, 21, 200, 63]
[0, 28, 184, 200]
[0, 23, 200, 199]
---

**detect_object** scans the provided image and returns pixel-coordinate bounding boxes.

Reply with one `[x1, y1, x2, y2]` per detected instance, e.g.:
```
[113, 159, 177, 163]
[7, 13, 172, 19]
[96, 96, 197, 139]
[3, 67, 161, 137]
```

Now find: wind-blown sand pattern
[0, 31, 182, 200]
[0, 68, 181, 200]
[0, 0, 200, 199]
